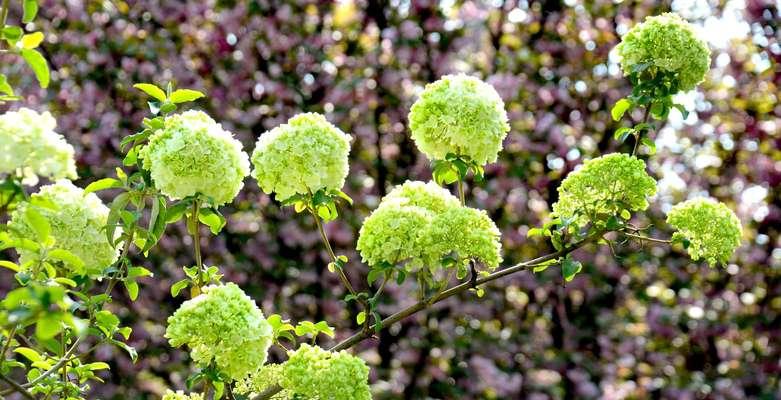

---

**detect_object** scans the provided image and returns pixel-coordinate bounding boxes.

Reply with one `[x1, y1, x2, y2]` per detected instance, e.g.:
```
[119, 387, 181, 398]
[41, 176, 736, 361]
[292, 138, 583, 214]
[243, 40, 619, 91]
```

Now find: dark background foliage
[1, 0, 780, 398]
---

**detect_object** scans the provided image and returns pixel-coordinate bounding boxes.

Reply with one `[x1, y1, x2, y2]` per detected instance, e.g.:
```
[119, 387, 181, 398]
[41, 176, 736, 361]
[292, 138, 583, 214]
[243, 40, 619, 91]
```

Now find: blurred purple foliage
[1, 0, 780, 399]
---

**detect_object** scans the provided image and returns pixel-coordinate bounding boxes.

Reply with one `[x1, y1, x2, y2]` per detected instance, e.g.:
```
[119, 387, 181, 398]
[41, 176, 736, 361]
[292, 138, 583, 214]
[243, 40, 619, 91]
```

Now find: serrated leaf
[20, 49, 49, 88]
[169, 89, 205, 104]
[611, 98, 632, 121]
[133, 83, 166, 102]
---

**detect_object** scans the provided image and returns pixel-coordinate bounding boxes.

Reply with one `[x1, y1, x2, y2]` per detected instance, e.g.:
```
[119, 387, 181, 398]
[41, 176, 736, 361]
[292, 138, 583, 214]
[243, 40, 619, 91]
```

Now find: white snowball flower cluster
[0, 108, 77, 184]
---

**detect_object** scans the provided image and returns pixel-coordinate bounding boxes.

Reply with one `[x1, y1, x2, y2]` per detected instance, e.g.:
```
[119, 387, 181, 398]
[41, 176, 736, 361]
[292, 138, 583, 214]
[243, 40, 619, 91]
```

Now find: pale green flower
[357, 180, 502, 272]
[552, 153, 657, 225]
[281, 344, 371, 400]
[356, 203, 433, 268]
[666, 198, 742, 265]
[8, 180, 119, 276]
[235, 364, 290, 399]
[251, 113, 351, 201]
[165, 283, 273, 381]
[408, 74, 510, 165]
[0, 108, 77, 184]
[616, 13, 710, 91]
[140, 110, 250, 206]
[420, 207, 503, 270]
[381, 180, 461, 214]
[161, 390, 204, 400]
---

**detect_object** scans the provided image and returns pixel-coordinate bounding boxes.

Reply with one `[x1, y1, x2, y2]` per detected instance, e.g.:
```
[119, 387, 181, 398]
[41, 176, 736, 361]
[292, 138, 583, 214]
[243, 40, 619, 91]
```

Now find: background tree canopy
[0, 0, 779, 398]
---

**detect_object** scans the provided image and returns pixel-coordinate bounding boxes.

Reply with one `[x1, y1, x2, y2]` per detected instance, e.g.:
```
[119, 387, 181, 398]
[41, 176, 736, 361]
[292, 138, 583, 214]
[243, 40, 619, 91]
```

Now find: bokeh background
[1, 0, 780, 399]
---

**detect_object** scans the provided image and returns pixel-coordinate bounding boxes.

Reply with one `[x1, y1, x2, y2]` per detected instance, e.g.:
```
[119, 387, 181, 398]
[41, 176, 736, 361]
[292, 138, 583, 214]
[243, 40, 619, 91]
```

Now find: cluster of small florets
[552, 153, 657, 225]
[0, 108, 77, 184]
[251, 113, 351, 201]
[408, 74, 510, 165]
[357, 181, 502, 271]
[140, 110, 249, 206]
[235, 364, 290, 399]
[280, 344, 371, 400]
[616, 13, 710, 92]
[161, 390, 204, 400]
[8, 180, 119, 276]
[165, 283, 273, 381]
[666, 198, 742, 265]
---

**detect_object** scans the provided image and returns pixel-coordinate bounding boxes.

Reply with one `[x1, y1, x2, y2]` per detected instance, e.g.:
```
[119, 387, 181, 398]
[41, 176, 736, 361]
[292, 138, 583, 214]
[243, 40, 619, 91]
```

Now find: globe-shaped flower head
[139, 110, 250, 206]
[281, 344, 371, 400]
[666, 198, 742, 265]
[408, 74, 510, 165]
[616, 13, 711, 92]
[162, 390, 204, 400]
[165, 283, 273, 381]
[8, 180, 119, 276]
[552, 153, 657, 226]
[357, 180, 502, 272]
[0, 108, 77, 184]
[251, 113, 351, 201]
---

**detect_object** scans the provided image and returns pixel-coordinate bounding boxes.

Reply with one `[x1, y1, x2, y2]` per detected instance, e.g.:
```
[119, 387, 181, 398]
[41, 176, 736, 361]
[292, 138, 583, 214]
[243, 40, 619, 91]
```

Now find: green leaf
[2, 26, 23, 41]
[124, 280, 139, 301]
[198, 208, 226, 235]
[169, 89, 205, 104]
[21, 32, 44, 49]
[526, 227, 545, 238]
[13, 347, 41, 362]
[170, 279, 189, 298]
[85, 362, 110, 371]
[133, 83, 166, 102]
[673, 103, 689, 119]
[84, 178, 122, 194]
[0, 260, 20, 272]
[356, 311, 366, 325]
[36, 313, 62, 340]
[110, 339, 137, 362]
[22, 0, 39, 23]
[24, 207, 50, 242]
[562, 258, 582, 282]
[126, 266, 153, 279]
[95, 310, 120, 334]
[54, 277, 77, 287]
[20, 49, 49, 88]
[0, 74, 14, 96]
[620, 209, 632, 220]
[613, 127, 633, 142]
[641, 137, 656, 155]
[611, 98, 632, 121]
[165, 201, 189, 223]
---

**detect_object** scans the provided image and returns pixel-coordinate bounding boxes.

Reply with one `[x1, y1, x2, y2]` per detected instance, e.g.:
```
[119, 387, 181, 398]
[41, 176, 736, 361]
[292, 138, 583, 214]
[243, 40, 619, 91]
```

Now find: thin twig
[0, 374, 35, 400]
[308, 208, 358, 298]
[252, 232, 602, 400]
[623, 232, 671, 244]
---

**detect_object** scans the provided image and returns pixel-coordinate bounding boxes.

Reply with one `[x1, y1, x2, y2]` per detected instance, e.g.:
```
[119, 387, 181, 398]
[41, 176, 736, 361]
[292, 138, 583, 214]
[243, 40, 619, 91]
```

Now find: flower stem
[309, 208, 358, 298]
[456, 179, 465, 206]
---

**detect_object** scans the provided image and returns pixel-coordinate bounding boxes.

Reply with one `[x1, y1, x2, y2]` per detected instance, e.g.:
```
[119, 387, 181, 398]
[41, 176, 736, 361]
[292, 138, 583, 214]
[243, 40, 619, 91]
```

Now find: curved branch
[252, 233, 601, 400]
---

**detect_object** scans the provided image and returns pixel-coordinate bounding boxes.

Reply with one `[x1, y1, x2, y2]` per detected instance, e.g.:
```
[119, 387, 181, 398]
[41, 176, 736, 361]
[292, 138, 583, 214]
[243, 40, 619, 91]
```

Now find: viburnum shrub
[0, 8, 744, 400]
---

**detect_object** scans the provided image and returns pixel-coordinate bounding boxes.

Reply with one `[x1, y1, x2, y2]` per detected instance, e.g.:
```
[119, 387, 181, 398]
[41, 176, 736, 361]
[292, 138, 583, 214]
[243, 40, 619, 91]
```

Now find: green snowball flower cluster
[161, 390, 204, 400]
[280, 344, 371, 400]
[357, 181, 502, 271]
[165, 283, 273, 381]
[408, 74, 510, 165]
[251, 113, 351, 201]
[140, 110, 249, 206]
[616, 13, 710, 92]
[552, 153, 657, 225]
[0, 108, 77, 184]
[420, 207, 503, 269]
[8, 180, 119, 276]
[666, 198, 742, 265]
[235, 364, 289, 399]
